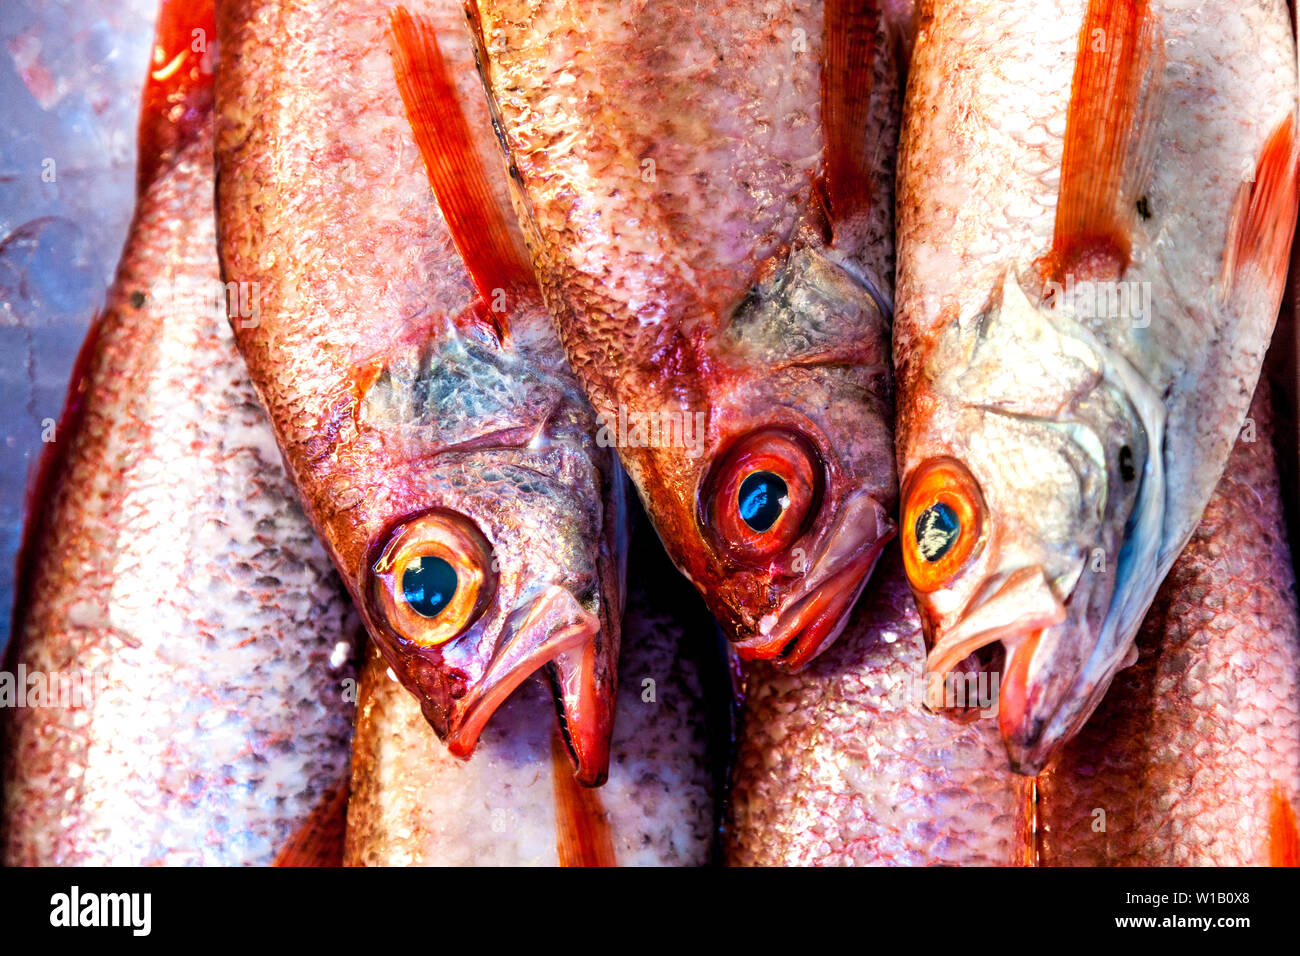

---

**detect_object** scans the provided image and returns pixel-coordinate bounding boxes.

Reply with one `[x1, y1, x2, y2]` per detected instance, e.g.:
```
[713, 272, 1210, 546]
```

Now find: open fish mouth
[922, 561, 1155, 775]
[735, 492, 894, 670]
[445, 585, 608, 784]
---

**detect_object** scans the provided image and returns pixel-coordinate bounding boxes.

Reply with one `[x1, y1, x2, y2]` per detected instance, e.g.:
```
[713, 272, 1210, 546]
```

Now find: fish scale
[1, 84, 356, 863]
[727, 550, 1025, 866]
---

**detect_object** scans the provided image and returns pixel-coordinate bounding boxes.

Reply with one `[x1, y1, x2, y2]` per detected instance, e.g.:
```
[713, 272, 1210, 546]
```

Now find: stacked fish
[1, 0, 1297, 867]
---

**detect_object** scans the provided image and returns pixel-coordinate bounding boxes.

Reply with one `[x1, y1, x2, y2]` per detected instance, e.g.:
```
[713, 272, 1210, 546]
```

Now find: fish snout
[732, 491, 895, 669]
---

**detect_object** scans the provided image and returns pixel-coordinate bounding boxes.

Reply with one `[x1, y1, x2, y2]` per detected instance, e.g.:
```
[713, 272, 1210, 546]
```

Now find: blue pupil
[915, 501, 961, 562]
[738, 471, 788, 533]
[401, 555, 458, 619]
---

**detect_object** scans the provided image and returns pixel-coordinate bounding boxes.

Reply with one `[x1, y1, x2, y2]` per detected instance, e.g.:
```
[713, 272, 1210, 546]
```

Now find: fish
[894, 0, 1300, 772]
[466, 0, 906, 668]
[0, 0, 356, 866]
[726, 549, 1029, 866]
[1036, 385, 1300, 866]
[213, 0, 624, 784]
[345, 527, 718, 866]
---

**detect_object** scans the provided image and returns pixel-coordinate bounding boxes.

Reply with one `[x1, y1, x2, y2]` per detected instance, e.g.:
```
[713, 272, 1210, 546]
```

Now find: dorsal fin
[1268, 786, 1300, 867]
[551, 731, 616, 866]
[388, 6, 534, 345]
[1045, 0, 1163, 283]
[138, 0, 216, 192]
[821, 0, 879, 239]
[1220, 115, 1300, 307]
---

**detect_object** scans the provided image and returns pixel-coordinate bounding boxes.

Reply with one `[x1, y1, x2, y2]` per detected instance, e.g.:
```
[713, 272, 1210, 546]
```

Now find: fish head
[898, 268, 1164, 773]
[348, 325, 623, 785]
[627, 240, 897, 669]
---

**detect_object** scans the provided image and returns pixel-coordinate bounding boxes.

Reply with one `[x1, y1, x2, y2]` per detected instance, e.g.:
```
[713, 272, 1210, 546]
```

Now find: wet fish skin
[1037, 386, 1300, 866]
[213, 0, 623, 782]
[469, 0, 903, 668]
[345, 535, 716, 867]
[894, 0, 1299, 772]
[1, 7, 356, 864]
[727, 549, 1026, 866]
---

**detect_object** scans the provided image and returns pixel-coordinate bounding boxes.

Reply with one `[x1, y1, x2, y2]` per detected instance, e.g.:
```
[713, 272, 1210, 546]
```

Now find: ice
[0, 0, 158, 652]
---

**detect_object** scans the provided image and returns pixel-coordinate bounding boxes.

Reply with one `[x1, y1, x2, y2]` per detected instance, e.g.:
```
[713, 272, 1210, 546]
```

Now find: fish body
[469, 0, 904, 668]
[727, 550, 1026, 866]
[345, 533, 717, 866]
[214, 0, 623, 782]
[895, 0, 1299, 771]
[1037, 387, 1300, 866]
[1, 2, 356, 865]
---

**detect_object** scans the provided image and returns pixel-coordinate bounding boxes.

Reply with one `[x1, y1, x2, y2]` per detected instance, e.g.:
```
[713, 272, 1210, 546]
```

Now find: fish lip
[921, 565, 1067, 711]
[733, 493, 894, 668]
[444, 585, 600, 768]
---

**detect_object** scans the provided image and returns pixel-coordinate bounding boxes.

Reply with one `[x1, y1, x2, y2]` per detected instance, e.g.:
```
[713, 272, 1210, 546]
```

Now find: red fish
[466, 0, 907, 668]
[2, 0, 356, 865]
[213, 0, 624, 783]
[895, 0, 1299, 772]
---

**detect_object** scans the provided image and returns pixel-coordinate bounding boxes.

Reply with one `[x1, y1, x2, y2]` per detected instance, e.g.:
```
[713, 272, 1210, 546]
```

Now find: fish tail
[1268, 786, 1300, 866]
[272, 775, 350, 867]
[137, 0, 216, 192]
[1046, 0, 1163, 283]
[821, 0, 880, 237]
[551, 730, 616, 866]
[1220, 115, 1300, 307]
[388, 6, 533, 344]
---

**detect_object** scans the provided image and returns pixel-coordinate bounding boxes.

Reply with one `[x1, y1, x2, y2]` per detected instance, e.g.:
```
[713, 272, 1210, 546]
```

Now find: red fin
[137, 0, 216, 192]
[551, 731, 616, 867]
[1046, 0, 1163, 282]
[1221, 115, 1300, 307]
[1014, 776, 1039, 867]
[821, 0, 879, 236]
[1268, 787, 1300, 867]
[388, 6, 533, 344]
[273, 776, 349, 867]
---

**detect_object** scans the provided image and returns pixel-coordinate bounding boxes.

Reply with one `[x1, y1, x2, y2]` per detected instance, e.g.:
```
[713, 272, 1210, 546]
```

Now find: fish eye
[368, 511, 496, 647]
[902, 457, 985, 593]
[703, 428, 822, 564]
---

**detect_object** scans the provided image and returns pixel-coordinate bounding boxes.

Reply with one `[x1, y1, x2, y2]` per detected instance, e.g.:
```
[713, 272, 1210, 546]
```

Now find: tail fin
[1046, 0, 1163, 283]
[138, 0, 216, 192]
[388, 7, 534, 344]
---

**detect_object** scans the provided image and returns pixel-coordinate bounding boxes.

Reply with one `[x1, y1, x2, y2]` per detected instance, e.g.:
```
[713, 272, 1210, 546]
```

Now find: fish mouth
[997, 610, 1143, 776]
[735, 492, 894, 669]
[445, 585, 609, 784]
[923, 562, 1150, 775]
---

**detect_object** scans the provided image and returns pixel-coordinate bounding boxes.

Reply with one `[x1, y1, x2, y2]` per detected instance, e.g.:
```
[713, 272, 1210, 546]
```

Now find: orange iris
[369, 511, 496, 647]
[901, 457, 985, 593]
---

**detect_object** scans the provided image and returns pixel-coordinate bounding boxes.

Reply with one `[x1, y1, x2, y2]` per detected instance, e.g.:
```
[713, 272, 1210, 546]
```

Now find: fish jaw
[732, 490, 895, 669]
[439, 585, 609, 784]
